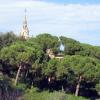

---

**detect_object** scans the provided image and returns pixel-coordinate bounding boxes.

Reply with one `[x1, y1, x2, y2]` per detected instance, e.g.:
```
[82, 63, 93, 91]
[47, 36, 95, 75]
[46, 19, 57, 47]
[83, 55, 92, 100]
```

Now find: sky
[0, 0, 100, 46]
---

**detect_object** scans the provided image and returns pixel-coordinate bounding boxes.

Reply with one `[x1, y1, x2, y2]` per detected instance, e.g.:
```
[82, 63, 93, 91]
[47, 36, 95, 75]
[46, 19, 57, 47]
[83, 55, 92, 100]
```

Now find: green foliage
[96, 81, 100, 92]
[0, 43, 34, 65]
[60, 36, 82, 55]
[0, 32, 18, 50]
[63, 55, 100, 81]
[56, 59, 68, 79]
[23, 87, 88, 100]
[35, 33, 60, 53]
[44, 59, 59, 76]
[60, 36, 100, 61]
[0, 40, 45, 65]
[0, 33, 100, 98]
[15, 83, 27, 91]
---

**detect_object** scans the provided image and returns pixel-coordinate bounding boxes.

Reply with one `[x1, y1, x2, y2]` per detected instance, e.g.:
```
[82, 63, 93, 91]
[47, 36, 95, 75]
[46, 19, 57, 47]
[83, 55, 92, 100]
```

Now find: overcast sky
[0, 0, 100, 45]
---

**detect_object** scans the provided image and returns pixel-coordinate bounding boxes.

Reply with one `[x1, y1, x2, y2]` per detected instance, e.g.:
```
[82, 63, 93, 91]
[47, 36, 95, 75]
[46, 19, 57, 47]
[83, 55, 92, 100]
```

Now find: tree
[62, 55, 100, 96]
[35, 33, 60, 53]
[44, 59, 58, 78]
[0, 32, 18, 50]
[60, 36, 82, 55]
[0, 40, 44, 85]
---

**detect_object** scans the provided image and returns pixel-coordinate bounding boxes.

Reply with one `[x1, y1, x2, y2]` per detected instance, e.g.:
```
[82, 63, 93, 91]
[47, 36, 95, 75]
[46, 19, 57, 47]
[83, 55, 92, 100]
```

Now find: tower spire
[25, 8, 26, 15]
[20, 9, 29, 39]
[24, 8, 27, 24]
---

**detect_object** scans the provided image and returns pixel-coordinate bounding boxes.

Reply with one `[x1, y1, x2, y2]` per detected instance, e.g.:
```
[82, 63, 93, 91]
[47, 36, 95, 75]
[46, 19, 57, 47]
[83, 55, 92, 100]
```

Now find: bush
[15, 83, 27, 91]
[23, 87, 88, 100]
[96, 82, 100, 93]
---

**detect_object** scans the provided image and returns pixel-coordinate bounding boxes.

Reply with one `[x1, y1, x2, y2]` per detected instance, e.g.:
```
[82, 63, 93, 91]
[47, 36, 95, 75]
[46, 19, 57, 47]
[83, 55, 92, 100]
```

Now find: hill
[0, 32, 100, 100]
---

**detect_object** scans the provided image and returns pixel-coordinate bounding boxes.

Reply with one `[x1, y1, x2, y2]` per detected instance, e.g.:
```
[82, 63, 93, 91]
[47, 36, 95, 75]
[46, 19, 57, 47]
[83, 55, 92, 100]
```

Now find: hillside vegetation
[0, 32, 100, 100]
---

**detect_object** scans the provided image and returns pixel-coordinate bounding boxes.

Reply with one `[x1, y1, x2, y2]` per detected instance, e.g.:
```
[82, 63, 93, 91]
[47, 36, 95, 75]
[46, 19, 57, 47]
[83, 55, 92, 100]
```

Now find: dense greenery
[23, 87, 88, 100]
[0, 32, 18, 50]
[0, 32, 100, 99]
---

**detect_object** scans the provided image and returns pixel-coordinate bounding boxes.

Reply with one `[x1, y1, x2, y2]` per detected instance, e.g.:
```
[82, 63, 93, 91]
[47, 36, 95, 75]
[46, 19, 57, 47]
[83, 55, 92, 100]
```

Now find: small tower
[20, 9, 29, 39]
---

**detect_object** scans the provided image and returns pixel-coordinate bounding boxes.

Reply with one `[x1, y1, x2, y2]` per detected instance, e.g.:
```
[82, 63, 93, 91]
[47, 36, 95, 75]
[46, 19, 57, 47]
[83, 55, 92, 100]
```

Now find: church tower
[20, 9, 29, 39]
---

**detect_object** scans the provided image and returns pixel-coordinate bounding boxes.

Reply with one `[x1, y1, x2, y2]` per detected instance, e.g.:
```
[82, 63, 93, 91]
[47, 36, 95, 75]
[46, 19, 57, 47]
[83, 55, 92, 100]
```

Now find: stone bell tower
[20, 9, 29, 39]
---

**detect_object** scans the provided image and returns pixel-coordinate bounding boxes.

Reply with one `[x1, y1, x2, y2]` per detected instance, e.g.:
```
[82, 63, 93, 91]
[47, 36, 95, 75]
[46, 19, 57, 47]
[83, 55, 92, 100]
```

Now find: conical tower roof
[20, 9, 29, 39]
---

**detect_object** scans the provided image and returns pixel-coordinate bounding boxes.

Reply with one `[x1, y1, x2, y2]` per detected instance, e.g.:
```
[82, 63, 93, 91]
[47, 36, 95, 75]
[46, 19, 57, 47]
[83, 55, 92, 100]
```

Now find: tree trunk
[48, 77, 51, 83]
[75, 76, 82, 96]
[14, 65, 22, 86]
[25, 70, 28, 78]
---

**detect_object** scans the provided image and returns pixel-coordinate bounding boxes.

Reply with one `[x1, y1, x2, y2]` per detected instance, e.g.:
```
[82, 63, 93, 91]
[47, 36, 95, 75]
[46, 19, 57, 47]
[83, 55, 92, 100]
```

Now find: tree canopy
[0, 32, 100, 99]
